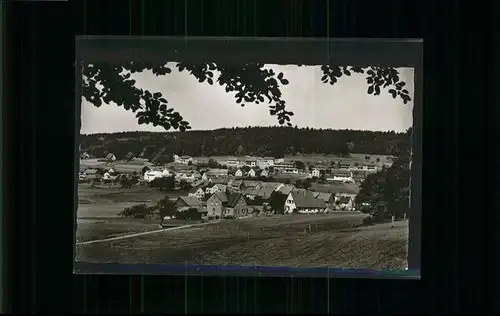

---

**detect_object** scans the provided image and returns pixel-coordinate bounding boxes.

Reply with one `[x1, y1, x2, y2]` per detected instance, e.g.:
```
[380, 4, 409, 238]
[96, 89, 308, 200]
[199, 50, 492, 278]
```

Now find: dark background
[5, 0, 495, 313]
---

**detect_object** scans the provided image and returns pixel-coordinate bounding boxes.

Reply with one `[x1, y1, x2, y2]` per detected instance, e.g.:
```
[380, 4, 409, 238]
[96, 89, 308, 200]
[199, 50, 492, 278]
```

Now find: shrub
[118, 204, 155, 219]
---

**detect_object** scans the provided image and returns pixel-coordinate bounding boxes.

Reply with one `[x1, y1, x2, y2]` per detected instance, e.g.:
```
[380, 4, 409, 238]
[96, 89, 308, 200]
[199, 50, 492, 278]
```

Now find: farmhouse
[206, 192, 248, 219]
[284, 190, 328, 214]
[248, 169, 256, 177]
[174, 196, 203, 212]
[173, 154, 193, 165]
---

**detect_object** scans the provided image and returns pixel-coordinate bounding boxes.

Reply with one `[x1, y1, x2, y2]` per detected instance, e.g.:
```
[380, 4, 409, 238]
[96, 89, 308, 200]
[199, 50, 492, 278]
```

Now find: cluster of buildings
[170, 178, 360, 220]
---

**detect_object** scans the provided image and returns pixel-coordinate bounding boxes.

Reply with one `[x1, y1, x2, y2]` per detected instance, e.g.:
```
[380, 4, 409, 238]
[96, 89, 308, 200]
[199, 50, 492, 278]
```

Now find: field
[76, 184, 190, 242]
[75, 212, 409, 270]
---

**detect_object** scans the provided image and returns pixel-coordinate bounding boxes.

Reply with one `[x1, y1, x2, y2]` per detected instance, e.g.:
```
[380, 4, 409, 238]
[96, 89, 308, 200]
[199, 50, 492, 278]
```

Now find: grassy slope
[75, 214, 408, 270]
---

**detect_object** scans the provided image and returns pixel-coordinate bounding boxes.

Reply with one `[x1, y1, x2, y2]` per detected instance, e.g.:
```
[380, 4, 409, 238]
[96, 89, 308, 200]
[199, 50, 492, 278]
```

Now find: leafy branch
[82, 62, 412, 131]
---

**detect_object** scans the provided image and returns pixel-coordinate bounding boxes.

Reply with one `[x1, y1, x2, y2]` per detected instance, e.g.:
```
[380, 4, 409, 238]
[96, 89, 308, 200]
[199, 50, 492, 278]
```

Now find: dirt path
[75, 220, 221, 245]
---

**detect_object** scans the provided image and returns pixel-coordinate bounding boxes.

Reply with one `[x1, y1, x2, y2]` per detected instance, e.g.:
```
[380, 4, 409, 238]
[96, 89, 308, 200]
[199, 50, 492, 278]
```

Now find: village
[79, 151, 395, 221]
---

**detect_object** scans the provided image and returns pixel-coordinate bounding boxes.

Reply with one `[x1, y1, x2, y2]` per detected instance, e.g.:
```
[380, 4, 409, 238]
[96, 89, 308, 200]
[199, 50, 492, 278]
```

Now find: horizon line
[80, 125, 409, 136]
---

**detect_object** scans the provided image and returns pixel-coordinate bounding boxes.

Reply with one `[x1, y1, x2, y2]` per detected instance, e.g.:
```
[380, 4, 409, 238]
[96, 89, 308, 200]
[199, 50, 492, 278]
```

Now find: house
[327, 170, 354, 183]
[201, 172, 208, 180]
[275, 183, 295, 196]
[274, 157, 285, 164]
[312, 192, 335, 206]
[311, 168, 321, 178]
[243, 156, 258, 167]
[124, 152, 136, 161]
[248, 169, 256, 177]
[226, 158, 242, 168]
[105, 153, 117, 162]
[206, 192, 248, 219]
[173, 154, 194, 165]
[229, 179, 245, 192]
[188, 187, 206, 200]
[80, 152, 90, 160]
[336, 196, 355, 211]
[338, 163, 351, 170]
[260, 169, 269, 178]
[144, 170, 164, 182]
[284, 191, 328, 214]
[235, 169, 243, 177]
[161, 168, 172, 177]
[83, 168, 99, 179]
[206, 168, 229, 178]
[274, 162, 295, 172]
[205, 183, 227, 195]
[256, 157, 275, 169]
[174, 196, 203, 212]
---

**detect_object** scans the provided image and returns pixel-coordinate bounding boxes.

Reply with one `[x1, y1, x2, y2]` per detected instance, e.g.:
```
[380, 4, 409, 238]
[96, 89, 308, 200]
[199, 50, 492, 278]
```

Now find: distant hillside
[79, 127, 408, 161]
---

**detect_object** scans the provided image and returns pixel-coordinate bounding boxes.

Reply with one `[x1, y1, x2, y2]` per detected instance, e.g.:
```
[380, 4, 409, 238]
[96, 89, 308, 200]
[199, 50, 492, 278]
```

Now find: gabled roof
[290, 191, 327, 209]
[105, 153, 116, 159]
[211, 192, 228, 203]
[277, 184, 295, 195]
[177, 196, 202, 208]
[313, 192, 334, 202]
[189, 186, 205, 194]
[226, 193, 244, 208]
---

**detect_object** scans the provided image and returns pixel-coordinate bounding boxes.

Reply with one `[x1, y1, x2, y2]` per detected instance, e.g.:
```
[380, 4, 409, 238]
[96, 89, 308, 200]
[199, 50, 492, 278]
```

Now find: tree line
[80, 126, 406, 161]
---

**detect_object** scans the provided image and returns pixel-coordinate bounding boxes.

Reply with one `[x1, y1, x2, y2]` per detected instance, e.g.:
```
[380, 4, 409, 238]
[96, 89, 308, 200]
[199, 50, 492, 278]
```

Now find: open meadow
[75, 212, 409, 270]
[76, 183, 191, 242]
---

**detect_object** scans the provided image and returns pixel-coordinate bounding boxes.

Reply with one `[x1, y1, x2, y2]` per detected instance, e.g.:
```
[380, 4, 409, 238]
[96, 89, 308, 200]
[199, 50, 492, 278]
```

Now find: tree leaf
[368, 86, 374, 94]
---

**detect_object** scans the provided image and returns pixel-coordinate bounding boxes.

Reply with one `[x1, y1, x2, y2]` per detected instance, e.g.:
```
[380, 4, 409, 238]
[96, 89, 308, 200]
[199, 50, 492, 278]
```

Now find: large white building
[173, 154, 194, 165]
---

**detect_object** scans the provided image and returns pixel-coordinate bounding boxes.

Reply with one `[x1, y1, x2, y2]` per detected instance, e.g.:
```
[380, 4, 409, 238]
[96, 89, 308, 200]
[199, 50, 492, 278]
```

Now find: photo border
[74, 36, 423, 279]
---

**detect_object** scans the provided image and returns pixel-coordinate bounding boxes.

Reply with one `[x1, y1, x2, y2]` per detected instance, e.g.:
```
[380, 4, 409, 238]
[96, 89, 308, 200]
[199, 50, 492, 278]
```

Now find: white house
[206, 183, 227, 195]
[243, 156, 258, 167]
[274, 158, 285, 164]
[329, 171, 354, 183]
[311, 168, 320, 178]
[248, 169, 256, 177]
[102, 172, 113, 180]
[173, 154, 193, 164]
[105, 153, 117, 162]
[226, 159, 242, 168]
[284, 191, 328, 214]
[260, 169, 269, 178]
[162, 168, 172, 177]
[144, 170, 164, 182]
[256, 157, 275, 169]
[235, 169, 243, 177]
[80, 152, 90, 160]
[201, 172, 208, 180]
[188, 187, 206, 200]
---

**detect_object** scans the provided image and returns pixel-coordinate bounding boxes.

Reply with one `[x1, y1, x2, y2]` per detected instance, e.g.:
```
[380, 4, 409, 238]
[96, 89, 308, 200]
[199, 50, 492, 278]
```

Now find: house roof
[177, 196, 202, 208]
[313, 192, 333, 202]
[309, 183, 360, 195]
[290, 191, 327, 209]
[226, 193, 244, 208]
[105, 153, 115, 159]
[84, 168, 98, 174]
[329, 170, 353, 177]
[243, 180, 260, 188]
[277, 184, 295, 195]
[256, 187, 275, 199]
[212, 192, 229, 203]
[231, 180, 244, 187]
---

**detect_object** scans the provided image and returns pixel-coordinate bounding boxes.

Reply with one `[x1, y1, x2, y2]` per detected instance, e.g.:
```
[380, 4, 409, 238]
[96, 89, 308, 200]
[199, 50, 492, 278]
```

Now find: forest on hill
[79, 126, 408, 161]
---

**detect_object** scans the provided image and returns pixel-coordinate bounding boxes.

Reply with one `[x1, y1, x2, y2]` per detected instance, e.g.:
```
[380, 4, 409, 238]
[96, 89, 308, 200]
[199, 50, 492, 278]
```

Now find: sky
[80, 63, 414, 134]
